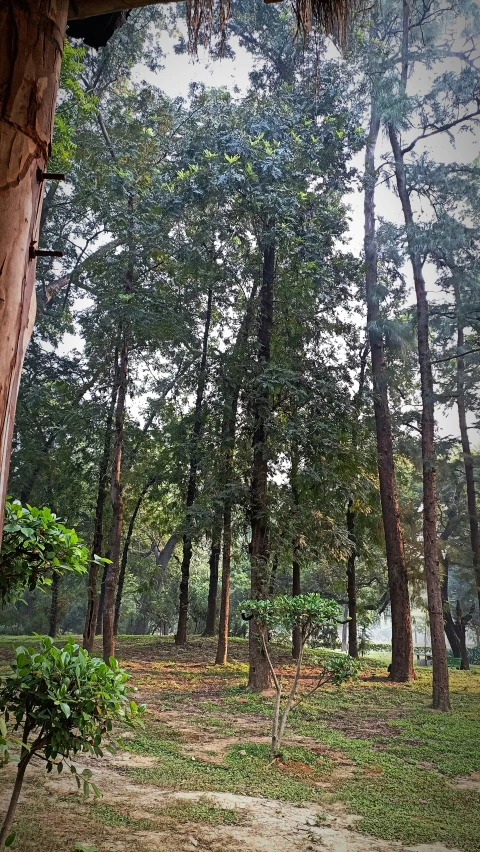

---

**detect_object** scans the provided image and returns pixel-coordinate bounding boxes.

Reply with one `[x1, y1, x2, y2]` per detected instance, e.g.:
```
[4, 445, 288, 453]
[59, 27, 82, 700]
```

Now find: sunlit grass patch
[127, 724, 323, 803]
[339, 757, 480, 852]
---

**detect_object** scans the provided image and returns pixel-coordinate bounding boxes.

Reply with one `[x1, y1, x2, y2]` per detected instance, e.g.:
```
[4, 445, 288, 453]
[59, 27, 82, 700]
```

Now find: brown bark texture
[83, 366, 118, 652]
[0, 0, 68, 545]
[455, 281, 480, 613]
[175, 280, 213, 645]
[248, 238, 275, 690]
[215, 281, 258, 665]
[203, 528, 221, 636]
[364, 108, 414, 682]
[102, 335, 128, 663]
[389, 124, 450, 710]
[346, 500, 358, 659]
[114, 478, 154, 635]
[216, 501, 232, 665]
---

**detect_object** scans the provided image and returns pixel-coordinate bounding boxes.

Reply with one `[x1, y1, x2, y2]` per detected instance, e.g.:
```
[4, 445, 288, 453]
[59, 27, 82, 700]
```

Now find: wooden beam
[68, 0, 174, 19]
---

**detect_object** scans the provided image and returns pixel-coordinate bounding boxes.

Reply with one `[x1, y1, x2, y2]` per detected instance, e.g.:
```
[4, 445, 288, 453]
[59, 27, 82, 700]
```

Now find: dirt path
[37, 750, 461, 852]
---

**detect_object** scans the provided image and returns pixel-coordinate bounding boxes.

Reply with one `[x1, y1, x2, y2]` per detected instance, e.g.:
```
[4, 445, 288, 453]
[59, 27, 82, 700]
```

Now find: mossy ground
[0, 635, 479, 851]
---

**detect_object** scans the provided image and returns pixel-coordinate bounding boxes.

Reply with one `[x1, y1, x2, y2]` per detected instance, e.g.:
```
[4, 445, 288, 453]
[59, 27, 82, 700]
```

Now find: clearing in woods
[0, 636, 479, 852]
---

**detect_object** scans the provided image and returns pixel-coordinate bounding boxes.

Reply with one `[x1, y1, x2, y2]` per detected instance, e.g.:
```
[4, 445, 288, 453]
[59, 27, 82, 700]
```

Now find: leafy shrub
[0, 500, 91, 604]
[239, 594, 359, 755]
[0, 637, 144, 847]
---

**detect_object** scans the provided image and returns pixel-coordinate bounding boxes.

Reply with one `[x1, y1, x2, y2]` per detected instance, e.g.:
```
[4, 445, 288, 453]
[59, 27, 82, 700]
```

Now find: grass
[1, 634, 479, 852]
[127, 728, 323, 804]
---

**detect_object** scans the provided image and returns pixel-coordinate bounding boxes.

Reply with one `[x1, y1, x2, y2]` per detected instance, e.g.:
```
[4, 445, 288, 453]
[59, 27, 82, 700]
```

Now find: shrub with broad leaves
[0, 500, 92, 605]
[0, 637, 145, 848]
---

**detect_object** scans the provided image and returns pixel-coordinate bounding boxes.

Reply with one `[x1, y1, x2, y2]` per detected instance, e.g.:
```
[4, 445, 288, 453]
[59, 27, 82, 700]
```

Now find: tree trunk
[203, 527, 221, 636]
[102, 332, 128, 663]
[290, 450, 301, 659]
[216, 501, 232, 665]
[83, 363, 118, 652]
[439, 544, 461, 654]
[176, 280, 213, 645]
[455, 600, 470, 671]
[215, 281, 258, 666]
[96, 557, 109, 634]
[389, 124, 450, 711]
[455, 280, 480, 613]
[0, 752, 31, 848]
[114, 478, 154, 635]
[0, 0, 68, 545]
[365, 107, 414, 682]
[48, 572, 60, 638]
[248, 237, 275, 690]
[346, 499, 358, 659]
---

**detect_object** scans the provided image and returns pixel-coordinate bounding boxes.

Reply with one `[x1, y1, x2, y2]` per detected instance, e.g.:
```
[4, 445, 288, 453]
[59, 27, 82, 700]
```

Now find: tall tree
[175, 280, 214, 645]
[364, 103, 414, 682]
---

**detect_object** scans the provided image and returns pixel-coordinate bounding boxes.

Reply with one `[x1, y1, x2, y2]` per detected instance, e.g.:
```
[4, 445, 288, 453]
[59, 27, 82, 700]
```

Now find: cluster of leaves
[0, 637, 144, 783]
[240, 593, 341, 636]
[0, 501, 90, 605]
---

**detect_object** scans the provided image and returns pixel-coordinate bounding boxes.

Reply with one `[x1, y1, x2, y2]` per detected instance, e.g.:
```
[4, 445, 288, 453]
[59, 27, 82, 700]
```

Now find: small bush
[0, 637, 144, 847]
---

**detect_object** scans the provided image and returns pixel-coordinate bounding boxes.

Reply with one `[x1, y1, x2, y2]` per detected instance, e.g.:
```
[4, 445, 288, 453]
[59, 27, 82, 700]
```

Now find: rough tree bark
[455, 279, 480, 612]
[203, 526, 221, 636]
[102, 332, 128, 663]
[365, 106, 414, 682]
[114, 478, 155, 635]
[175, 280, 213, 645]
[216, 283, 258, 665]
[83, 361, 118, 652]
[346, 499, 358, 659]
[439, 504, 463, 660]
[0, 0, 69, 546]
[389, 124, 450, 711]
[102, 198, 134, 663]
[248, 234, 275, 690]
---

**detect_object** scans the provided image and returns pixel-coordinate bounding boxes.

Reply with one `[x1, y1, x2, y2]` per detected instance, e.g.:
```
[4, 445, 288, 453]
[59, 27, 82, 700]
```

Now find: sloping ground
[0, 635, 479, 852]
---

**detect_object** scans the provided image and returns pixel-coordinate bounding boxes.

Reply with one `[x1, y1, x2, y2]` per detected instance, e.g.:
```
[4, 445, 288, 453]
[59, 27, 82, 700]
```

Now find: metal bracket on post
[29, 242, 63, 260]
[36, 168, 66, 182]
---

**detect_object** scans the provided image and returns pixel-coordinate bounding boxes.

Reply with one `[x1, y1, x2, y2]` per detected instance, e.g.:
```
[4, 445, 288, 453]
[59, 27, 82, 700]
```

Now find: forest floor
[0, 636, 479, 852]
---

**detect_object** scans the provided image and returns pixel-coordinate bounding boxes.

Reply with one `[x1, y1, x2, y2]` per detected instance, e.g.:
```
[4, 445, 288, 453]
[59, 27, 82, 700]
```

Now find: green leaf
[5, 832, 16, 847]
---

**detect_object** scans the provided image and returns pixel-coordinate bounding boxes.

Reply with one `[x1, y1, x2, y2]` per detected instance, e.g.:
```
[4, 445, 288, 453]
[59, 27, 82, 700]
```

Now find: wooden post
[0, 0, 68, 544]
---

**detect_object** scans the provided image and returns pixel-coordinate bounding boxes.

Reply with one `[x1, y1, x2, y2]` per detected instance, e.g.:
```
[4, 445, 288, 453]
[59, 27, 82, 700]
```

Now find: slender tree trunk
[455, 281, 480, 612]
[176, 280, 213, 645]
[454, 599, 470, 671]
[389, 124, 450, 710]
[365, 107, 414, 682]
[346, 499, 358, 659]
[102, 331, 128, 663]
[0, 752, 31, 848]
[439, 503, 464, 662]
[114, 479, 154, 635]
[216, 281, 258, 665]
[0, 0, 68, 545]
[48, 572, 60, 638]
[290, 450, 301, 659]
[248, 236, 275, 690]
[203, 527, 221, 636]
[102, 200, 134, 663]
[96, 558, 109, 634]
[83, 363, 118, 652]
[216, 501, 232, 665]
